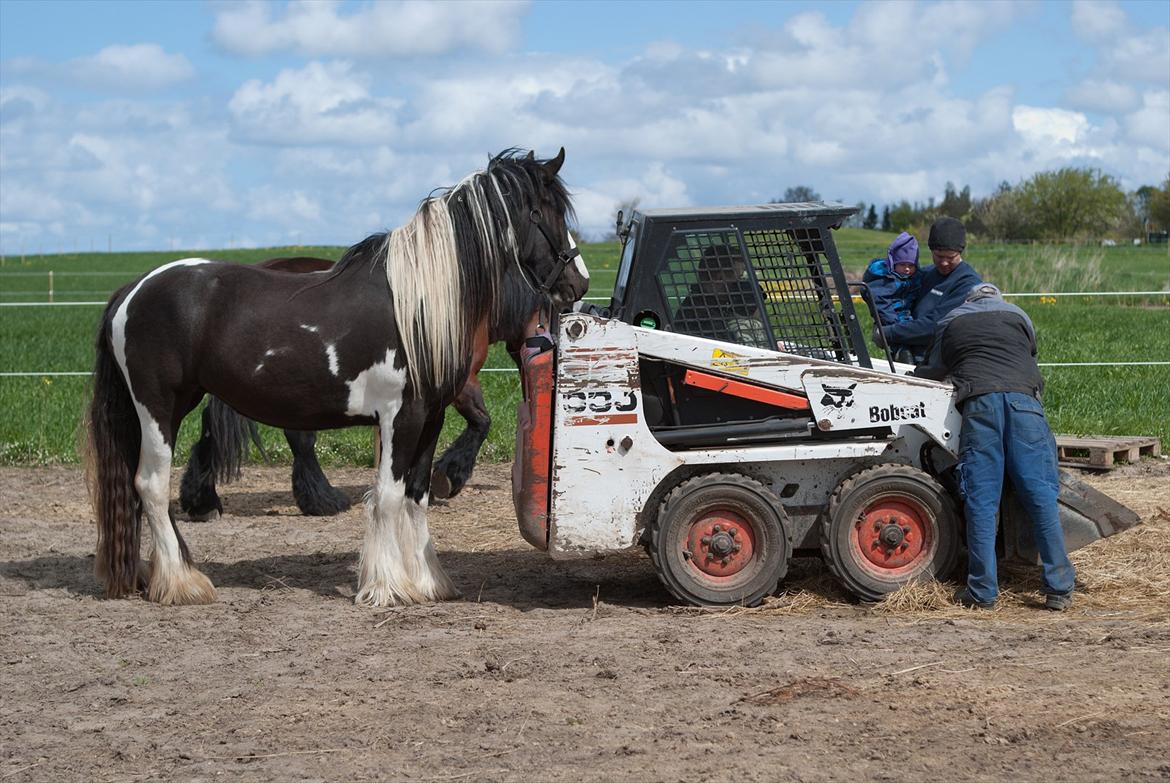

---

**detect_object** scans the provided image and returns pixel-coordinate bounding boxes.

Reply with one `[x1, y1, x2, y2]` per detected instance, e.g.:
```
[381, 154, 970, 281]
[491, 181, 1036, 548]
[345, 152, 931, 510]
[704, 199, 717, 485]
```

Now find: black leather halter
[527, 208, 581, 296]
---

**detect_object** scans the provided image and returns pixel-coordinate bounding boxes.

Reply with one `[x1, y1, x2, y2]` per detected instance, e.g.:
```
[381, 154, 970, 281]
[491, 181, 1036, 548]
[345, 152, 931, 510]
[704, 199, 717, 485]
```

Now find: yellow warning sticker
[711, 348, 749, 376]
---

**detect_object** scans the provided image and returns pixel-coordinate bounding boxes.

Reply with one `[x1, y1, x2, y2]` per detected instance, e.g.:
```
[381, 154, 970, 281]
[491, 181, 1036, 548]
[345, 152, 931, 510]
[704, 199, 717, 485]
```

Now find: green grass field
[1, 234, 1166, 466]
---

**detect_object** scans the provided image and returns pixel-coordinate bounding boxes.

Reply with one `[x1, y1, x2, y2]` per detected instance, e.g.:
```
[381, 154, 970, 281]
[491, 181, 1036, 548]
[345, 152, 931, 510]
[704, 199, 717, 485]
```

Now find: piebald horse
[177, 250, 553, 518]
[85, 149, 588, 606]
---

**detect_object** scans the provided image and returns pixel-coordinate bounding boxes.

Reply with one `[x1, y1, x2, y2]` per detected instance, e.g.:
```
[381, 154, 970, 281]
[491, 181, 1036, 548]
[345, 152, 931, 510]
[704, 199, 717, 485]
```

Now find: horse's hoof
[354, 577, 460, 607]
[185, 508, 220, 523]
[296, 489, 352, 516]
[147, 565, 218, 605]
[430, 469, 452, 500]
[354, 585, 410, 608]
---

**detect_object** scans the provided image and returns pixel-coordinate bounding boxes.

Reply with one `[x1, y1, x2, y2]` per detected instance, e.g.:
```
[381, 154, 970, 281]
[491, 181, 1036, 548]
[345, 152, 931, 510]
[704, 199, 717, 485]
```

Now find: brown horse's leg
[431, 377, 491, 499]
[431, 319, 492, 499]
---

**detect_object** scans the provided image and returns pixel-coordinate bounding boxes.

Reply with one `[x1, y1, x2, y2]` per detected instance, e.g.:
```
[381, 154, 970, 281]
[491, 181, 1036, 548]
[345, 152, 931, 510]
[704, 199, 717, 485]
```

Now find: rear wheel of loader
[650, 473, 789, 607]
[821, 463, 960, 602]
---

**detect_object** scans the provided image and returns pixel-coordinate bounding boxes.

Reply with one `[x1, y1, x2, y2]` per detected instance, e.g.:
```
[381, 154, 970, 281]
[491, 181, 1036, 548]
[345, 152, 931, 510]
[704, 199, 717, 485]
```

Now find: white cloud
[2, 1, 1167, 255]
[0, 85, 51, 120]
[745, 1, 1025, 90]
[1012, 106, 1091, 146]
[1071, 0, 1129, 43]
[1070, 1, 1170, 85]
[997, 101, 1167, 184]
[1064, 79, 1139, 113]
[213, 0, 527, 58]
[0, 182, 70, 222]
[572, 163, 691, 237]
[246, 186, 321, 225]
[0, 93, 241, 251]
[4, 44, 194, 92]
[78, 44, 195, 89]
[1106, 28, 1170, 84]
[228, 61, 401, 145]
[917, 1, 1026, 62]
[794, 139, 847, 167]
[748, 9, 928, 90]
[856, 170, 936, 205]
[1124, 91, 1170, 150]
[398, 57, 619, 157]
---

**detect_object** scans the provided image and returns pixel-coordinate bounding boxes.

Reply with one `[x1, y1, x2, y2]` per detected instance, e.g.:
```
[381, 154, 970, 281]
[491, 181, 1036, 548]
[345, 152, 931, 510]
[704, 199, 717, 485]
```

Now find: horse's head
[378, 150, 591, 396]
[498, 148, 590, 309]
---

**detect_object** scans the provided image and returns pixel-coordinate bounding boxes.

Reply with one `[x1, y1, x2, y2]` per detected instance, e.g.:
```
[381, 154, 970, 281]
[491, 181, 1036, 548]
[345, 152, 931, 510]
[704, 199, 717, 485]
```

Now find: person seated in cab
[873, 217, 982, 364]
[863, 231, 921, 363]
[674, 245, 769, 348]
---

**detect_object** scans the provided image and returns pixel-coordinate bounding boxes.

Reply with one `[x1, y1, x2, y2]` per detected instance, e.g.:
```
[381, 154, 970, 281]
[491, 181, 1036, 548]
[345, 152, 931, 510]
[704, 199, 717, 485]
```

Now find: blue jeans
[958, 392, 1076, 603]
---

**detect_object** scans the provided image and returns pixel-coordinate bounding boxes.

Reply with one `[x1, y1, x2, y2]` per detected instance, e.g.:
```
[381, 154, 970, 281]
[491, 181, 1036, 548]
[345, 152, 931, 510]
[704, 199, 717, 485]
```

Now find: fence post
[49, 270, 54, 303]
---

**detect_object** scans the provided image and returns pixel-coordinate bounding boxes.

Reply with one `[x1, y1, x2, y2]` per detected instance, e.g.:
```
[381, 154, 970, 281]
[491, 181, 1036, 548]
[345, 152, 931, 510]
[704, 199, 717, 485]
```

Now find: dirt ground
[2, 460, 1168, 783]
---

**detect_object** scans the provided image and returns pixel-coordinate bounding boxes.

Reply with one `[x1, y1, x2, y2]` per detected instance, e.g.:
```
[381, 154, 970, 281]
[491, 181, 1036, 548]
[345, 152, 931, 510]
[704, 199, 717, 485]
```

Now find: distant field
[832, 228, 1170, 293]
[1, 234, 1166, 465]
[0, 241, 622, 465]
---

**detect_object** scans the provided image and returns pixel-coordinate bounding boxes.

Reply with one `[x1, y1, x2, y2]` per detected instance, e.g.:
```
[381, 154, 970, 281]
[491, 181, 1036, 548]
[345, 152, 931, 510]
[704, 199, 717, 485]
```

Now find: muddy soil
[2, 463, 1168, 782]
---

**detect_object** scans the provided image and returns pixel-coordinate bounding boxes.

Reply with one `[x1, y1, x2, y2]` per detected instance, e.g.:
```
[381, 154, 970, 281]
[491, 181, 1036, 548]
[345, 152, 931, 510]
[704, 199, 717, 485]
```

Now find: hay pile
[841, 509, 1168, 622]
[748, 465, 1170, 622]
[1064, 506, 1170, 621]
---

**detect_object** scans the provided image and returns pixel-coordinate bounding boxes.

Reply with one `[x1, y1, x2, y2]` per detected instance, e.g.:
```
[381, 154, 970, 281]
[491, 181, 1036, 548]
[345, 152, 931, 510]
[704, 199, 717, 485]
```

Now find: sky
[1, 0, 1168, 254]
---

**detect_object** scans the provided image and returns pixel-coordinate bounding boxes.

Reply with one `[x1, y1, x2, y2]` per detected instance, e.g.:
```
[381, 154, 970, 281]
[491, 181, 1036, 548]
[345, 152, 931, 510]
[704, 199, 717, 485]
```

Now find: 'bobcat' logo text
[869, 402, 927, 423]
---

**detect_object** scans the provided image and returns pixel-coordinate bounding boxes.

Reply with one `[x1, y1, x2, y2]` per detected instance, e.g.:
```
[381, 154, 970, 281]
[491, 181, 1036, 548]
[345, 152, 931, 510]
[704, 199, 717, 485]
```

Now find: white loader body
[547, 313, 961, 557]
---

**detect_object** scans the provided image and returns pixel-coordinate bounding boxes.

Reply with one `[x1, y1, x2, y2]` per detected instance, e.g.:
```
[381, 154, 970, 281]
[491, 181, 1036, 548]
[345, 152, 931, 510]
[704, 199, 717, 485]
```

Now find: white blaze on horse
[85, 149, 588, 607]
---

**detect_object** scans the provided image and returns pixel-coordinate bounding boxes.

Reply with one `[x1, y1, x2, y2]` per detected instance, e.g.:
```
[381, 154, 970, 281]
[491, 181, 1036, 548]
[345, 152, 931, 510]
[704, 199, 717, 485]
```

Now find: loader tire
[650, 472, 789, 607]
[820, 463, 960, 602]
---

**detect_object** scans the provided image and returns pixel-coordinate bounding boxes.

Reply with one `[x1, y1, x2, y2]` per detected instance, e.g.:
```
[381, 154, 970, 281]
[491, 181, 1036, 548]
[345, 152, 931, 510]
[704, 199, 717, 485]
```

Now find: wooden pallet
[1055, 435, 1162, 469]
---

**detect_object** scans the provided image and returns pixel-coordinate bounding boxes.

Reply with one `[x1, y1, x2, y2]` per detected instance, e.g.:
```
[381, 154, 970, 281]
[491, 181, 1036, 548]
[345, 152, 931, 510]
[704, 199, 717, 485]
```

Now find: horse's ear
[525, 150, 535, 162]
[543, 147, 565, 179]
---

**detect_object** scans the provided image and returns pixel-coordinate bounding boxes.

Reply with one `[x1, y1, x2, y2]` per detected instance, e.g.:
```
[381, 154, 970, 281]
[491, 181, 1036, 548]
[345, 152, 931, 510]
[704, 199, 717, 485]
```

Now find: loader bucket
[511, 336, 557, 551]
[1000, 469, 1142, 563]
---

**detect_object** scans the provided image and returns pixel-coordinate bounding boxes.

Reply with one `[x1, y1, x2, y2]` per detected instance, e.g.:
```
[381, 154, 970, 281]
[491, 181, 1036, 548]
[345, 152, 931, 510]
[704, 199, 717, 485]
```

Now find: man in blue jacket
[876, 217, 982, 363]
[914, 283, 1075, 610]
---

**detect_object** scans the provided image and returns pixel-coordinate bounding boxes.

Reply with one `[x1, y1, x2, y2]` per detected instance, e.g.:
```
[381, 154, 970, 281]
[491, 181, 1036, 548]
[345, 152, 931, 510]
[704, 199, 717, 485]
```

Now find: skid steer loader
[512, 203, 1141, 606]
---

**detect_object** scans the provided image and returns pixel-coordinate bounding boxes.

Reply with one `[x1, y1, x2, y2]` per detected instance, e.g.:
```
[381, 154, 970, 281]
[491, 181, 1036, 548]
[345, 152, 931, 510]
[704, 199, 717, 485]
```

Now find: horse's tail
[84, 301, 143, 598]
[206, 396, 267, 483]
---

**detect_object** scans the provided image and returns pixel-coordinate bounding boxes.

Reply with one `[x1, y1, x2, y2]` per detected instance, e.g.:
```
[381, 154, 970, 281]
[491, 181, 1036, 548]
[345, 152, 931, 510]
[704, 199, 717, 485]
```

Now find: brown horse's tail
[84, 302, 143, 598]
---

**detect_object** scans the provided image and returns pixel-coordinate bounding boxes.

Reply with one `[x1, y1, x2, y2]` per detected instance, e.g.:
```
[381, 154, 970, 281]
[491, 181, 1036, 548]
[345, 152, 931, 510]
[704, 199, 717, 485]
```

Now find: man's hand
[871, 324, 887, 348]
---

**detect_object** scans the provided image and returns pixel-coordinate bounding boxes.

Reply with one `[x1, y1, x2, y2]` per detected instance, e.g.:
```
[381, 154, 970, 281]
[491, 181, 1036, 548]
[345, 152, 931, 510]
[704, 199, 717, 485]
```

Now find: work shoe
[953, 588, 995, 610]
[1044, 593, 1073, 612]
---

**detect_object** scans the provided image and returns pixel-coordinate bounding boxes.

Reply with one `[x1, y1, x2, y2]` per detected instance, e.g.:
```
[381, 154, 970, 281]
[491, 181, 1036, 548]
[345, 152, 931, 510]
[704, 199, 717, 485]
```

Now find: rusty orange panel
[683, 369, 810, 410]
[512, 349, 555, 551]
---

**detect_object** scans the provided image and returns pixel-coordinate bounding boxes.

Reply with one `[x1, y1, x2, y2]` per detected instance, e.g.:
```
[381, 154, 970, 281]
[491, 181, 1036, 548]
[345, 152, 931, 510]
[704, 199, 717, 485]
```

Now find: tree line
[781, 168, 1170, 243]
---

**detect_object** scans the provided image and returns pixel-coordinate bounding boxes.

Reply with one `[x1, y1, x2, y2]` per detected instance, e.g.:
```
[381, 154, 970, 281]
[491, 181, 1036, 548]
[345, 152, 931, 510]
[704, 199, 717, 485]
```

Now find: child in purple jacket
[863, 232, 921, 360]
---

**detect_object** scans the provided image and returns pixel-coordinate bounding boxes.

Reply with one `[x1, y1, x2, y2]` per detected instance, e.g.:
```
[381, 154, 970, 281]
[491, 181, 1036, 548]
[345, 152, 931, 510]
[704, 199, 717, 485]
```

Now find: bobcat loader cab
[512, 203, 1140, 606]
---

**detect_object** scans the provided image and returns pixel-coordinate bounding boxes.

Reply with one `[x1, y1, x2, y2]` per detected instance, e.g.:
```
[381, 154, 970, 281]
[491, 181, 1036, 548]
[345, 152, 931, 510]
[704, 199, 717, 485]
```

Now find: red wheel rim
[684, 510, 757, 580]
[848, 495, 935, 577]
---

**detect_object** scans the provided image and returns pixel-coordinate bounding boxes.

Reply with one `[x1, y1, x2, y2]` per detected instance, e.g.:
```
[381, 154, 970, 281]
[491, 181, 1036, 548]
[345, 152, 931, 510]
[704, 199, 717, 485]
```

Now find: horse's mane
[329, 149, 574, 396]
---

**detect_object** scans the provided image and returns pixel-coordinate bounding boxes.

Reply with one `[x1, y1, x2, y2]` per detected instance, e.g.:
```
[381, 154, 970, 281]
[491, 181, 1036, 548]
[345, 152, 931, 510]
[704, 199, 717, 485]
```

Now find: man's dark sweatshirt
[912, 296, 1044, 406]
[883, 262, 982, 352]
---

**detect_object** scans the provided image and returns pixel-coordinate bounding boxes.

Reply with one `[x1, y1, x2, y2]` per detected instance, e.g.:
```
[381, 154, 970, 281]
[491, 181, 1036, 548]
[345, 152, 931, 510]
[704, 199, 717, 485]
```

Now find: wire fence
[5, 360, 1168, 379]
[3, 288, 1165, 374]
[2, 290, 1168, 308]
